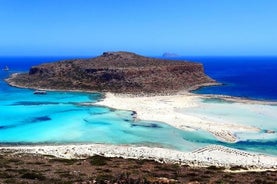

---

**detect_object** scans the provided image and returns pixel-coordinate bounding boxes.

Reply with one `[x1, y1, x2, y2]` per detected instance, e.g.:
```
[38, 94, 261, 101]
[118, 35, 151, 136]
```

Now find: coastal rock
[7, 51, 216, 94]
[265, 130, 275, 134]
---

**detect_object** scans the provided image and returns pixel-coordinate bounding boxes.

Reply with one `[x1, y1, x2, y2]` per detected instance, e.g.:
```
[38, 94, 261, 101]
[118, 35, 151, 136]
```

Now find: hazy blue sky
[0, 0, 276, 56]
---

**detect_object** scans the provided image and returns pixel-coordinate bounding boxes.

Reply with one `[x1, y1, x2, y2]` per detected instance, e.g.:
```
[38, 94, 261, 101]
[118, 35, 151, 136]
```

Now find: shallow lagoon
[0, 88, 219, 152]
[184, 98, 277, 155]
[1, 87, 277, 156]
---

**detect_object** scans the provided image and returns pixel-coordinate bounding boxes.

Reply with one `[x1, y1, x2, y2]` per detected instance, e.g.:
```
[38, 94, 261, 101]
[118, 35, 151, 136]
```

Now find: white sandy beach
[95, 92, 261, 143]
[1, 144, 277, 170]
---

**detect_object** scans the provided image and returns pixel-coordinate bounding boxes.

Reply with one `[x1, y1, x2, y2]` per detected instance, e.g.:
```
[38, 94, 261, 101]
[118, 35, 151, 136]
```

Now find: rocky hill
[7, 51, 216, 94]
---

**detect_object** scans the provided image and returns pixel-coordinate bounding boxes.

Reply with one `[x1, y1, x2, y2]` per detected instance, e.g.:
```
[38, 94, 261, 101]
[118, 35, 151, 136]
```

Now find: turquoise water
[185, 98, 277, 155]
[0, 88, 217, 152]
[0, 57, 277, 156]
[1, 87, 276, 155]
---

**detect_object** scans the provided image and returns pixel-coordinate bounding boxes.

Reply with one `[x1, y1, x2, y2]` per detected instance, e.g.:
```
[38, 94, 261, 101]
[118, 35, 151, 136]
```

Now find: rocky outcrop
[7, 51, 216, 94]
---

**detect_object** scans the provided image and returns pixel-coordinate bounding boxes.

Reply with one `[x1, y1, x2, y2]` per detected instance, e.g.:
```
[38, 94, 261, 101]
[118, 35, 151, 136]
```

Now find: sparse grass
[0, 152, 276, 184]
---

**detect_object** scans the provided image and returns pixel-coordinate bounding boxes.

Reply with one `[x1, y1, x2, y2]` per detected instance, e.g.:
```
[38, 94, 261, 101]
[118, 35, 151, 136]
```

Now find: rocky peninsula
[7, 51, 216, 93]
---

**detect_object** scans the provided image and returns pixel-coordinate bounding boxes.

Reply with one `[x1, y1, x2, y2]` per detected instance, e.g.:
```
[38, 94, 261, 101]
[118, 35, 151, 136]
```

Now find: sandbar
[95, 92, 261, 143]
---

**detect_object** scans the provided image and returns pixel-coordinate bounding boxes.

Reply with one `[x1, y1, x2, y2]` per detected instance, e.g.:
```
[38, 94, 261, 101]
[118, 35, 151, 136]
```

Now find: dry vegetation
[0, 152, 276, 184]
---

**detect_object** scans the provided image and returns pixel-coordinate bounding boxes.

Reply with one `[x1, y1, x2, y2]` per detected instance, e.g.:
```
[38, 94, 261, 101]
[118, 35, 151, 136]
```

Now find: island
[7, 51, 216, 94]
[162, 52, 179, 58]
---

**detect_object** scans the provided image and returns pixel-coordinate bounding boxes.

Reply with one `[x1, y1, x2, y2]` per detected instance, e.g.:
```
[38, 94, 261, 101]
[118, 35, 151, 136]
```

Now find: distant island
[7, 51, 216, 94]
[162, 52, 179, 58]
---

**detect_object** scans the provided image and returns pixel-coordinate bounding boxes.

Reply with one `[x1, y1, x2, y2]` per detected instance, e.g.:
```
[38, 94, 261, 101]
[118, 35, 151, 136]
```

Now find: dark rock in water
[131, 111, 137, 120]
[265, 130, 276, 134]
[31, 116, 51, 123]
[33, 90, 47, 95]
[7, 51, 216, 94]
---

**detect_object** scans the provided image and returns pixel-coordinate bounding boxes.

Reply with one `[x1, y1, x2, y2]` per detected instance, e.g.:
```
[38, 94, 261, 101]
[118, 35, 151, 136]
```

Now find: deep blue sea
[0, 56, 276, 156]
[186, 56, 277, 101]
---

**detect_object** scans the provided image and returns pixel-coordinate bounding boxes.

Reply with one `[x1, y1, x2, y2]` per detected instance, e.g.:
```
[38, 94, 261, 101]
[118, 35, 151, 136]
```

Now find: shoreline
[1, 144, 277, 170]
[6, 73, 277, 104]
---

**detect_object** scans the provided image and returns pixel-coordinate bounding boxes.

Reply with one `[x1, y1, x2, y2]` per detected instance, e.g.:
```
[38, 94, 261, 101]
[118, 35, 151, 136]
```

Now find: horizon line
[1, 54, 277, 58]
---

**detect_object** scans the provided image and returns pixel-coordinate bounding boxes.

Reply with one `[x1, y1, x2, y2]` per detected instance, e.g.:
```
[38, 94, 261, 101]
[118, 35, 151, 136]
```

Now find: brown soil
[0, 152, 276, 184]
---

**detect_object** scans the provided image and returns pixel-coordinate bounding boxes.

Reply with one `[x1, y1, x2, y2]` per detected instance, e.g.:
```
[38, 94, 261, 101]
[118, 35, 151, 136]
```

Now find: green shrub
[229, 166, 248, 171]
[89, 155, 110, 166]
[21, 172, 46, 180]
[207, 166, 225, 170]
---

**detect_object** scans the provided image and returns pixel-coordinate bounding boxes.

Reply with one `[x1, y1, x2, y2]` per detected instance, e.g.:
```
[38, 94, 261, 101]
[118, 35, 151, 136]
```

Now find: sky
[0, 0, 276, 56]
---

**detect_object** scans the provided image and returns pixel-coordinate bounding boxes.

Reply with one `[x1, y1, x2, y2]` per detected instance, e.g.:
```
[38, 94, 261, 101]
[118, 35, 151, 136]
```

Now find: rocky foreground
[7, 51, 216, 93]
[0, 151, 276, 184]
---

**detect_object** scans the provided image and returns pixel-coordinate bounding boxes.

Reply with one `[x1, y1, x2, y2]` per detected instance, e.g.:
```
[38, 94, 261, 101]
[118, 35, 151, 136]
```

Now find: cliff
[7, 51, 216, 94]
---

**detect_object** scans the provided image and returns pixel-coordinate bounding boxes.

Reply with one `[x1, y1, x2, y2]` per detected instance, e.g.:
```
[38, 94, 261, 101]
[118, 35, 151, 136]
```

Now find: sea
[0, 56, 276, 156]
[187, 56, 277, 101]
